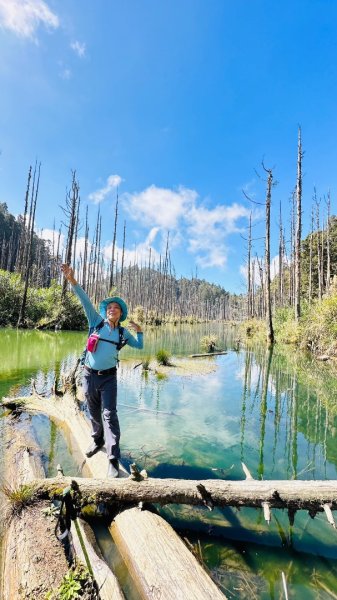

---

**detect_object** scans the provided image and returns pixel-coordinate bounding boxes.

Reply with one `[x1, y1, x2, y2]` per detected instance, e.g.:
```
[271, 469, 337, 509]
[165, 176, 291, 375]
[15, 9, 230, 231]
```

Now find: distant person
[61, 264, 143, 478]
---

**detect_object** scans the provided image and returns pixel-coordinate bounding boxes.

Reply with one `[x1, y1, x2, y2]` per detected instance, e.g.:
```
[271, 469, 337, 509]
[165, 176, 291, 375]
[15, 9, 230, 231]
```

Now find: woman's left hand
[128, 321, 142, 333]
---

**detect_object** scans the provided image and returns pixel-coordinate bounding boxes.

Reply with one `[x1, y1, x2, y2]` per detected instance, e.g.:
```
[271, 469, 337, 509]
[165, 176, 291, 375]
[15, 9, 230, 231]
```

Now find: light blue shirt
[73, 284, 143, 370]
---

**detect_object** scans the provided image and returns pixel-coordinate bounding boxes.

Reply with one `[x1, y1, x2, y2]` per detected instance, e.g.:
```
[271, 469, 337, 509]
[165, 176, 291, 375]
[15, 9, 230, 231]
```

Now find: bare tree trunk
[109, 191, 119, 290]
[294, 127, 303, 320]
[61, 172, 80, 301]
[82, 205, 89, 290]
[264, 166, 274, 344]
[16, 165, 32, 273]
[308, 207, 314, 304]
[247, 213, 252, 318]
[119, 222, 126, 294]
[315, 194, 322, 300]
[278, 202, 283, 307]
[17, 162, 41, 327]
[326, 191, 331, 293]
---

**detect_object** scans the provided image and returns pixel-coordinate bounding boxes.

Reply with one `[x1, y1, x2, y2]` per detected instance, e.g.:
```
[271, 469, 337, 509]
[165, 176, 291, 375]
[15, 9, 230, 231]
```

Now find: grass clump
[1, 482, 35, 516]
[46, 565, 97, 599]
[156, 349, 172, 366]
[200, 335, 218, 353]
[142, 357, 151, 370]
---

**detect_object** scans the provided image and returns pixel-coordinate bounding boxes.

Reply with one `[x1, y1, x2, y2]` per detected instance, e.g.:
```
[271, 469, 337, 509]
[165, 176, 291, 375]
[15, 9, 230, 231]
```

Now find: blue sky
[1, 1, 337, 293]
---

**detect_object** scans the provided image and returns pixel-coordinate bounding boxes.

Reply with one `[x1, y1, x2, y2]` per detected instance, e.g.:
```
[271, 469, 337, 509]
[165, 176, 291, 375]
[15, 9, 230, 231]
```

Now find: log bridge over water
[1, 376, 337, 599]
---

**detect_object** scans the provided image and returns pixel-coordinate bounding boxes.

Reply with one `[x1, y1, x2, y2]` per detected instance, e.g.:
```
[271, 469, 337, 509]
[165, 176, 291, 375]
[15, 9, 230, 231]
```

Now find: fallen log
[1, 416, 68, 599]
[0, 415, 125, 600]
[189, 351, 227, 358]
[2, 390, 227, 600]
[71, 516, 125, 600]
[21, 476, 337, 515]
[55, 464, 125, 600]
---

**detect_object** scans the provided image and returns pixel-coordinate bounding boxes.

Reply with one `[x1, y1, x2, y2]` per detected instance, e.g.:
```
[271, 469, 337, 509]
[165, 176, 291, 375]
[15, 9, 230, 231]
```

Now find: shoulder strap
[80, 319, 105, 365]
[117, 326, 127, 351]
[88, 319, 105, 337]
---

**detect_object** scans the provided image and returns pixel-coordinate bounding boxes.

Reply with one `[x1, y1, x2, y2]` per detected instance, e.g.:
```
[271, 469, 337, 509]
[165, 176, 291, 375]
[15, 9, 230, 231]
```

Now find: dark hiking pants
[82, 369, 120, 460]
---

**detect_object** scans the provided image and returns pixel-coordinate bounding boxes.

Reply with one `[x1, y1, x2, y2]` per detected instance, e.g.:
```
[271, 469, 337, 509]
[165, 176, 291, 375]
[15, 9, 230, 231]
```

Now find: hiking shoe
[108, 458, 119, 478]
[85, 439, 104, 458]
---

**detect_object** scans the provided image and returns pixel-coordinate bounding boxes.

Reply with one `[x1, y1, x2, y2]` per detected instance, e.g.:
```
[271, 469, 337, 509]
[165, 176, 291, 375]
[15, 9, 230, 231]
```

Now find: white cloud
[89, 174, 122, 204]
[103, 228, 160, 270]
[39, 228, 65, 255]
[71, 40, 86, 58]
[123, 185, 197, 229]
[186, 202, 251, 268]
[123, 184, 252, 270]
[0, 0, 59, 40]
[240, 257, 261, 284]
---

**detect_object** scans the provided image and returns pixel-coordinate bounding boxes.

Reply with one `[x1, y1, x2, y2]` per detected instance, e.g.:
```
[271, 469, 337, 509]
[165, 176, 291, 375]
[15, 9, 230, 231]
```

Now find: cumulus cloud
[39, 228, 65, 255]
[89, 175, 122, 204]
[0, 0, 59, 40]
[186, 202, 251, 268]
[103, 228, 160, 269]
[71, 40, 86, 58]
[123, 184, 252, 270]
[123, 185, 197, 229]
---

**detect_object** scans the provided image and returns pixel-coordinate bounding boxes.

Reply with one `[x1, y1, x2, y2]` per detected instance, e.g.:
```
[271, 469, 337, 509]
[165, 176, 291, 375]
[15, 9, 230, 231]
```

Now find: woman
[61, 264, 143, 477]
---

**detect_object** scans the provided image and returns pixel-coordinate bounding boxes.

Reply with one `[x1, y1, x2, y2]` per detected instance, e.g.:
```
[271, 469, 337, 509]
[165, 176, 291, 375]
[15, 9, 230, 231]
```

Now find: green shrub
[301, 294, 337, 355]
[0, 269, 23, 325]
[156, 348, 172, 366]
[200, 335, 218, 352]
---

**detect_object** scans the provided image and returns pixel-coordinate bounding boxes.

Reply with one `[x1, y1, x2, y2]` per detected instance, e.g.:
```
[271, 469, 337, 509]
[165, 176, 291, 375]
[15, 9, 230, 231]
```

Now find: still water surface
[1, 324, 337, 599]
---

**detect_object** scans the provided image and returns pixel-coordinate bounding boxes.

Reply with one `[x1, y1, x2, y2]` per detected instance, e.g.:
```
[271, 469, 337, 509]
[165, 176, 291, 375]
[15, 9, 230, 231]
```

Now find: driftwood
[2, 389, 227, 600]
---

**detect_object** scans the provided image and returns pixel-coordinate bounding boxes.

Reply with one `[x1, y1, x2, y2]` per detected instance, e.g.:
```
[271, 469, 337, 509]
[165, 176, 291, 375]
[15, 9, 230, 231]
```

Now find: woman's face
[106, 302, 122, 323]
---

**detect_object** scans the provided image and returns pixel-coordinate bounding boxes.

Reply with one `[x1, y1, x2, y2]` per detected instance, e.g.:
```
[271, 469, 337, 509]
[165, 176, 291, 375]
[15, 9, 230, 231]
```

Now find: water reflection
[1, 325, 337, 598]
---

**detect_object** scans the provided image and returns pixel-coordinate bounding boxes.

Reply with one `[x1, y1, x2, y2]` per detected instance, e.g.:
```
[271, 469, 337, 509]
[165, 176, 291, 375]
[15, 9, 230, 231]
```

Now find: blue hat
[99, 296, 128, 322]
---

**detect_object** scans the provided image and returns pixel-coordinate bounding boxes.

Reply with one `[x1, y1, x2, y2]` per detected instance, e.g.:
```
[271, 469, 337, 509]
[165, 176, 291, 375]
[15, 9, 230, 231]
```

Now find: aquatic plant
[156, 348, 172, 366]
[200, 335, 218, 352]
[142, 357, 151, 370]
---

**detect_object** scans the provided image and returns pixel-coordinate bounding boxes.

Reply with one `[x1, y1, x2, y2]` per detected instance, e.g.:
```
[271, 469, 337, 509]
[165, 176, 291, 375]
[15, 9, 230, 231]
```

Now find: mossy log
[2, 390, 227, 600]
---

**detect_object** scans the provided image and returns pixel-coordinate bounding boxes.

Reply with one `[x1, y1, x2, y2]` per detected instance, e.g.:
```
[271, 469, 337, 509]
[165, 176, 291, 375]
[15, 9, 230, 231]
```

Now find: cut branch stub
[196, 483, 214, 511]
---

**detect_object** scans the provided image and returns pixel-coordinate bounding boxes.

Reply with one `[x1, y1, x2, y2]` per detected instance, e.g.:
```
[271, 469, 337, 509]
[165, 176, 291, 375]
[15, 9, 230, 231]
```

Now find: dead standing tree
[294, 126, 303, 321]
[61, 172, 80, 301]
[17, 162, 41, 328]
[263, 163, 275, 344]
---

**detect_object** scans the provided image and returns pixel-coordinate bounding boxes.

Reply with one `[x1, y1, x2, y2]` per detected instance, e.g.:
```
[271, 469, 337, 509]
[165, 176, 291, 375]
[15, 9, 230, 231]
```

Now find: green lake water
[1, 324, 337, 599]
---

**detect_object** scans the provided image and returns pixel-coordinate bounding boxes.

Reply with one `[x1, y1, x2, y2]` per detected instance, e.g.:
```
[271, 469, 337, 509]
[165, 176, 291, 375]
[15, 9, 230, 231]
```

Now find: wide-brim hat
[99, 296, 128, 322]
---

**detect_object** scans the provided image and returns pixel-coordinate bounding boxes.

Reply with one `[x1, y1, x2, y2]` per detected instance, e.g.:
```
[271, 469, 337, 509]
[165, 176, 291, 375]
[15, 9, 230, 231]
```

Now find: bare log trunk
[22, 474, 337, 515]
[1, 417, 68, 599]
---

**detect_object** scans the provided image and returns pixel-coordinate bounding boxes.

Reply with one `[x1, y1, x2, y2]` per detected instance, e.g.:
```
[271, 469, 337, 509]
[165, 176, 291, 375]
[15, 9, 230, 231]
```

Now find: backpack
[80, 319, 126, 366]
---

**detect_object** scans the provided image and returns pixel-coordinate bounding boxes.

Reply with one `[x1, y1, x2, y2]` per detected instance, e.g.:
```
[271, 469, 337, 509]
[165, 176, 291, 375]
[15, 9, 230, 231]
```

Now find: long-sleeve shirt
[73, 284, 143, 370]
